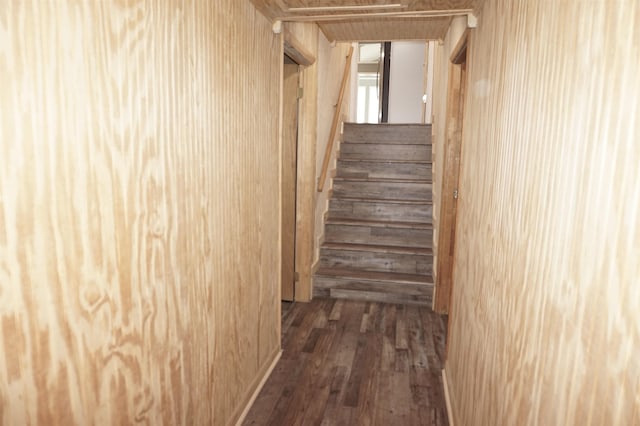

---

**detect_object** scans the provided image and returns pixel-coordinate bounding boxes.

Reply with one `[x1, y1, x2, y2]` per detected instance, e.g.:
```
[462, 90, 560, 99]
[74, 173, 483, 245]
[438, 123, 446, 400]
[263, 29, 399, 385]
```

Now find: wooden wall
[286, 22, 319, 302]
[314, 37, 352, 268]
[0, 1, 281, 424]
[431, 15, 467, 306]
[446, 0, 640, 424]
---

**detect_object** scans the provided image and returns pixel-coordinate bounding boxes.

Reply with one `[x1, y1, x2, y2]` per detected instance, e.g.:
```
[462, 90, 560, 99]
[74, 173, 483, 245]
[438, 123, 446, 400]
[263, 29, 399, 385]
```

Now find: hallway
[243, 298, 449, 425]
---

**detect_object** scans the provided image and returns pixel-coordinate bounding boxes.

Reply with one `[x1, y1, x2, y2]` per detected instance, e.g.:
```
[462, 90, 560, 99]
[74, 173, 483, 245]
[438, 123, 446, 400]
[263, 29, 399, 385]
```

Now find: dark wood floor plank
[395, 305, 409, 350]
[250, 353, 310, 425]
[378, 306, 397, 373]
[354, 334, 382, 425]
[343, 333, 375, 407]
[407, 306, 429, 369]
[278, 328, 336, 425]
[319, 365, 350, 425]
[328, 299, 344, 321]
[395, 349, 410, 373]
[374, 371, 412, 424]
[243, 298, 448, 426]
[283, 301, 327, 356]
[242, 357, 298, 424]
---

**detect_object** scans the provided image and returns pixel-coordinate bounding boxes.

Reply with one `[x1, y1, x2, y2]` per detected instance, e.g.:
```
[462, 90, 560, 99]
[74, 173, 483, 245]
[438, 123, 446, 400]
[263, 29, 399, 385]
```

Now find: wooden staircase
[314, 123, 434, 306]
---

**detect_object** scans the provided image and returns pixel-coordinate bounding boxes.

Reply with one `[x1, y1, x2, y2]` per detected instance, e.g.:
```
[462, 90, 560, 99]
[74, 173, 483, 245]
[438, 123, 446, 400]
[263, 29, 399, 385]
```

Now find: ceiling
[250, 0, 479, 42]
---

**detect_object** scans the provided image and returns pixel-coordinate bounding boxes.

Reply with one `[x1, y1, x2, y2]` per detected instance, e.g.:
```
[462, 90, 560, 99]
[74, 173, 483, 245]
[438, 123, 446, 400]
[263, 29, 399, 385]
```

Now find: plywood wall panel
[314, 37, 352, 265]
[446, 0, 640, 424]
[287, 22, 319, 302]
[431, 15, 467, 307]
[0, 1, 281, 424]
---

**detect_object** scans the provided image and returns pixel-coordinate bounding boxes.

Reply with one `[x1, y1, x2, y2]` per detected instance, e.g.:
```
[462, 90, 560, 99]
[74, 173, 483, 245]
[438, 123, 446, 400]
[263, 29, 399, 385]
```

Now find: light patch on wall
[473, 79, 491, 98]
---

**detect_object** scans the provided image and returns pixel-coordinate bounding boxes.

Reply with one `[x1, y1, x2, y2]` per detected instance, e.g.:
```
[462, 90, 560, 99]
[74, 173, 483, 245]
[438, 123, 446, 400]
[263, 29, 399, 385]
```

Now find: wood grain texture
[332, 179, 432, 201]
[446, 0, 640, 424]
[337, 159, 432, 180]
[314, 37, 352, 270]
[251, 0, 476, 19]
[243, 298, 449, 425]
[329, 198, 433, 223]
[343, 123, 432, 144]
[433, 56, 465, 313]
[317, 45, 352, 191]
[431, 15, 467, 309]
[340, 143, 432, 162]
[315, 123, 434, 306]
[288, 22, 319, 302]
[282, 63, 299, 301]
[0, 1, 281, 424]
[319, 17, 452, 42]
[284, 28, 317, 66]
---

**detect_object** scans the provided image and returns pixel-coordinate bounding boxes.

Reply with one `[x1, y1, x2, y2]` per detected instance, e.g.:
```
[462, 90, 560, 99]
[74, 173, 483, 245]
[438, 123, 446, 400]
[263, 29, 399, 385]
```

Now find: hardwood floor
[244, 298, 449, 425]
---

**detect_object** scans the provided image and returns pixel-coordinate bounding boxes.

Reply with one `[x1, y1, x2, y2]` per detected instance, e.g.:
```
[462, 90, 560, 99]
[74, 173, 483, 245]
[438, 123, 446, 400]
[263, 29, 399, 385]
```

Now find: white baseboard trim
[442, 368, 455, 426]
[234, 349, 282, 426]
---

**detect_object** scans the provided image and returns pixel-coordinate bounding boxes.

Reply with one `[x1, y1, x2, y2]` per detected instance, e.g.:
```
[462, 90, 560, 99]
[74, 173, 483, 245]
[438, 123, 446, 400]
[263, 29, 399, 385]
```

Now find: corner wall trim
[442, 368, 455, 426]
[233, 349, 282, 426]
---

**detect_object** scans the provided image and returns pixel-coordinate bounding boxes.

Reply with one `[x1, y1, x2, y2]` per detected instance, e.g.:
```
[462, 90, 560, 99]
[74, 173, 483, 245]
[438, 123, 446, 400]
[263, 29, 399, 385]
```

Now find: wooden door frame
[433, 30, 470, 315]
[279, 27, 317, 303]
[281, 60, 300, 302]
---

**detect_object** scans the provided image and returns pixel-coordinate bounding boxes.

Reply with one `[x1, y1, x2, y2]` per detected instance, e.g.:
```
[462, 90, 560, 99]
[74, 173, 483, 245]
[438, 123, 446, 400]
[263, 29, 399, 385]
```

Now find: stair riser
[325, 225, 432, 248]
[333, 181, 432, 201]
[340, 143, 432, 162]
[313, 276, 432, 305]
[329, 200, 432, 223]
[336, 161, 431, 180]
[329, 289, 430, 306]
[319, 249, 433, 275]
[343, 124, 432, 145]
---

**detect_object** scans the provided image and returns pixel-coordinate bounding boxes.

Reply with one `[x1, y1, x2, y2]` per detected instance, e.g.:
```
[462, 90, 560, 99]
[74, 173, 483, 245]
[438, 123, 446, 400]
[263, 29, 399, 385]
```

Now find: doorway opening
[355, 41, 431, 124]
[355, 42, 383, 123]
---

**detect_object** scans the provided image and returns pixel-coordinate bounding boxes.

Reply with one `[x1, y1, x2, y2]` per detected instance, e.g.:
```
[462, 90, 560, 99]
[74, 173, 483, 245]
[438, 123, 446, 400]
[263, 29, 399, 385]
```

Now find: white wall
[388, 41, 427, 123]
[424, 41, 436, 124]
[349, 42, 359, 122]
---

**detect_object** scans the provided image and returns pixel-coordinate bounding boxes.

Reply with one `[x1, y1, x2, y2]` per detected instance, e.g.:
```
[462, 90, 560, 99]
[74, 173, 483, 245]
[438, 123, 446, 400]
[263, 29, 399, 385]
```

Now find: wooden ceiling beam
[250, 0, 478, 22]
[283, 28, 316, 66]
[280, 9, 472, 22]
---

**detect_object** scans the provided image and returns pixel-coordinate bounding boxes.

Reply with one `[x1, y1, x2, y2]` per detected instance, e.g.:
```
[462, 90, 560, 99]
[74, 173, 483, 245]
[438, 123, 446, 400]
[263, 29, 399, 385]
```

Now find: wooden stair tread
[330, 282, 433, 295]
[317, 123, 434, 305]
[339, 143, 431, 162]
[344, 123, 432, 127]
[333, 177, 431, 184]
[326, 218, 432, 229]
[342, 141, 432, 146]
[315, 267, 432, 285]
[331, 196, 432, 205]
[342, 124, 432, 146]
[342, 140, 431, 144]
[322, 242, 433, 255]
[326, 288, 431, 306]
[338, 158, 432, 164]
